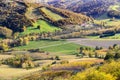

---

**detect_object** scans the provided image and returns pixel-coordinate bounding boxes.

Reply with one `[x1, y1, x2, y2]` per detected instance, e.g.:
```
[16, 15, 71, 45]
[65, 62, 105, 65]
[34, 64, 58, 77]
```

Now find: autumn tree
[71, 69, 116, 80]
[104, 53, 114, 60]
[23, 37, 29, 45]
[0, 43, 9, 51]
[22, 26, 27, 32]
[114, 52, 120, 59]
[19, 38, 24, 46]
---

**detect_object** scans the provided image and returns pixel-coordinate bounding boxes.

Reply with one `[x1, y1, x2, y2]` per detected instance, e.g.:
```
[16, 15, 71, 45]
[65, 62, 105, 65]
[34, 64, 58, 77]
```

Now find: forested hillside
[0, 0, 31, 32]
[48, 0, 119, 17]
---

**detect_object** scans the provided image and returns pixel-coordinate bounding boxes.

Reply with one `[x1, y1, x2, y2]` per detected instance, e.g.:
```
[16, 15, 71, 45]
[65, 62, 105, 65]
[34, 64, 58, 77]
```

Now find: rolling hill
[0, 0, 91, 34]
[48, 0, 120, 18]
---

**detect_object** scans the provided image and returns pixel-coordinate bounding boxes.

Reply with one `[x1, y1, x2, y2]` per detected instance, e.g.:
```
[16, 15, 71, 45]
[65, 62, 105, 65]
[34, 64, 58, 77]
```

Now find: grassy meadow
[20, 20, 61, 35]
[0, 65, 42, 80]
[109, 5, 120, 11]
[94, 19, 120, 27]
[40, 7, 64, 21]
[13, 40, 80, 55]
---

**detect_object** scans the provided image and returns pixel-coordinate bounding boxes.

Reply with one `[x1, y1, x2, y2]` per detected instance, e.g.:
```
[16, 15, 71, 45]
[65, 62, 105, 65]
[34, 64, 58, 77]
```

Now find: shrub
[55, 56, 60, 60]
[23, 37, 29, 45]
[23, 70, 72, 80]
[114, 52, 120, 59]
[50, 61, 96, 71]
[99, 61, 120, 80]
[40, 70, 73, 80]
[0, 43, 9, 51]
[60, 60, 69, 64]
[4, 54, 35, 69]
[104, 53, 114, 60]
[71, 69, 116, 80]
[37, 25, 41, 30]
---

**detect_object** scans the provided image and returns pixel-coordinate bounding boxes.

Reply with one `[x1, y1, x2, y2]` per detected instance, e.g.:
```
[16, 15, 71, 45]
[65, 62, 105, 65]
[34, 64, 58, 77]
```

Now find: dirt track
[67, 38, 120, 48]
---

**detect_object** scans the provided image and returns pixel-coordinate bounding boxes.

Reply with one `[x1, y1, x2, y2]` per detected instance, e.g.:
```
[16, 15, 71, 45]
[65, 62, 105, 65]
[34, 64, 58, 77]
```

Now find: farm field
[20, 20, 61, 35]
[13, 40, 80, 55]
[67, 38, 120, 48]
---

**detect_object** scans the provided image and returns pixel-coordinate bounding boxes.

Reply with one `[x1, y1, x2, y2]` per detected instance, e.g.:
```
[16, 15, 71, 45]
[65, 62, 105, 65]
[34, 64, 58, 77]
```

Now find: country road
[67, 38, 120, 48]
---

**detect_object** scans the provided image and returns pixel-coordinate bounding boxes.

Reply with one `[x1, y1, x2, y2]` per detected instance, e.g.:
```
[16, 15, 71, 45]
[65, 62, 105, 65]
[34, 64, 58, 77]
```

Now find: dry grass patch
[0, 65, 42, 80]
[0, 54, 14, 60]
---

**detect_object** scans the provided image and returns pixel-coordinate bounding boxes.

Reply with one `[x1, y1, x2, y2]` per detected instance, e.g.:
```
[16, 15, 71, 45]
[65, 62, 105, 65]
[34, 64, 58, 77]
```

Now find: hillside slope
[0, 0, 91, 33]
[0, 0, 31, 32]
[48, 0, 120, 17]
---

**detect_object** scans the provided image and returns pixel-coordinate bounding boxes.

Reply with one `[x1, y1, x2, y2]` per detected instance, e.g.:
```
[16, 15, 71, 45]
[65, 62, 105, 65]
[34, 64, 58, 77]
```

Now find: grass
[40, 7, 64, 21]
[42, 43, 80, 55]
[13, 40, 80, 55]
[94, 19, 120, 27]
[0, 55, 14, 60]
[0, 65, 42, 80]
[20, 20, 61, 35]
[109, 5, 120, 11]
[85, 36, 100, 39]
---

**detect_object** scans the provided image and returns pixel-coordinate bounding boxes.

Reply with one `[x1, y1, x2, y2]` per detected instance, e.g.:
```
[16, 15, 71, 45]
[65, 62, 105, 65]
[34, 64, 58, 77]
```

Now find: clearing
[20, 20, 61, 35]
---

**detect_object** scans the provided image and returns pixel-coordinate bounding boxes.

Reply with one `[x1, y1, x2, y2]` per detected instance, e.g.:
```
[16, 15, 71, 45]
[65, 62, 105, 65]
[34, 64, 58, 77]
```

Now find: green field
[20, 20, 61, 35]
[94, 19, 120, 27]
[109, 5, 120, 11]
[14, 40, 80, 55]
[40, 7, 64, 21]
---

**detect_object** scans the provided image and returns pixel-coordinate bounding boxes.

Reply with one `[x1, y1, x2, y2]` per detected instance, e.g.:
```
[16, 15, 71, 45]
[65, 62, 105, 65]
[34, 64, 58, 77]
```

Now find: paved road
[67, 38, 120, 48]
